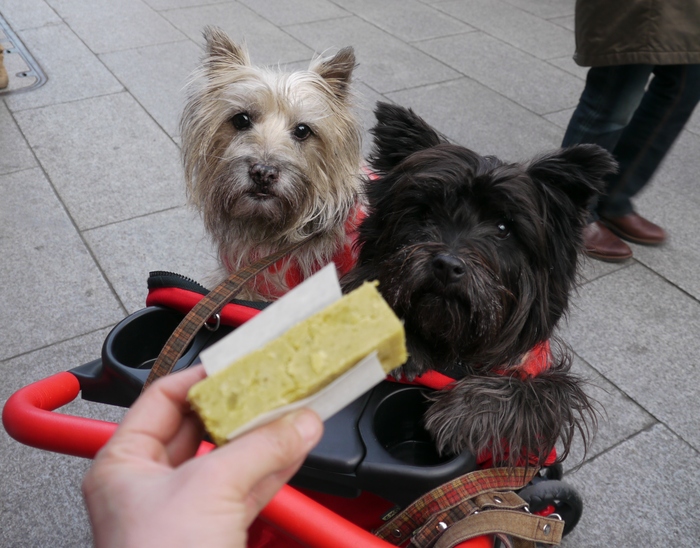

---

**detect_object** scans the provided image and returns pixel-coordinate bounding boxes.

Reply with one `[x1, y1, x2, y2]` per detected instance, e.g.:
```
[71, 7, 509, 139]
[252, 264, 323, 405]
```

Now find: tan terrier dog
[181, 27, 364, 300]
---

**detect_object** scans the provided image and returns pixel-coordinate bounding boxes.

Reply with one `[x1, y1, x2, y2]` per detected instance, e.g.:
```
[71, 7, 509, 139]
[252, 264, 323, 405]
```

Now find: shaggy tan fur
[181, 27, 363, 299]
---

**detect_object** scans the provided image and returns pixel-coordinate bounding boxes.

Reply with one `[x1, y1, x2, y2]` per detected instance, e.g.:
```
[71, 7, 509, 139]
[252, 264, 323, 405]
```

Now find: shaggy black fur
[342, 102, 617, 467]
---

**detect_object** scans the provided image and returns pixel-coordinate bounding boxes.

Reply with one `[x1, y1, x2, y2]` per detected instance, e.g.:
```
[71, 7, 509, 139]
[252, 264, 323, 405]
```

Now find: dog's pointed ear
[369, 102, 447, 174]
[203, 26, 250, 66]
[526, 144, 617, 208]
[311, 47, 356, 99]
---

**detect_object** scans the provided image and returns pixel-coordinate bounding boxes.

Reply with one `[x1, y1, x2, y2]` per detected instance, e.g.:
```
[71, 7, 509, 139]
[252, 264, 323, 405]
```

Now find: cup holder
[373, 387, 450, 466]
[355, 382, 477, 506]
[108, 307, 184, 369]
[74, 306, 233, 408]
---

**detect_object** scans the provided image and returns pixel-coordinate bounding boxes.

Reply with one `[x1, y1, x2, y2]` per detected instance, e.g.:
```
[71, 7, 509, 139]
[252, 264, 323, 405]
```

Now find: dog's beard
[375, 241, 526, 370]
[204, 154, 312, 238]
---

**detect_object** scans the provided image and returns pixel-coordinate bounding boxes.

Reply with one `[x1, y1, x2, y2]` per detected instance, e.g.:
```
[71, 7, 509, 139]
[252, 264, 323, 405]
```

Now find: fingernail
[291, 410, 322, 445]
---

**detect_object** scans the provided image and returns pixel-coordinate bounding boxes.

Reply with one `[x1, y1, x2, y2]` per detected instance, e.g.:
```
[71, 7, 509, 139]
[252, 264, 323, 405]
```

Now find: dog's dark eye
[496, 221, 511, 239]
[231, 113, 251, 130]
[293, 123, 312, 141]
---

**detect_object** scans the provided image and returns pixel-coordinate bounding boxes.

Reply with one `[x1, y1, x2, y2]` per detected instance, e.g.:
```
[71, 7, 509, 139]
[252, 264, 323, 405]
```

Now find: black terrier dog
[343, 103, 617, 467]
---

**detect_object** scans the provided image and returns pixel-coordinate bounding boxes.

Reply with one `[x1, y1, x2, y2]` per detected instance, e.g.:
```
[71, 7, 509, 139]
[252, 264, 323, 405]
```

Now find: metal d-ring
[204, 313, 221, 331]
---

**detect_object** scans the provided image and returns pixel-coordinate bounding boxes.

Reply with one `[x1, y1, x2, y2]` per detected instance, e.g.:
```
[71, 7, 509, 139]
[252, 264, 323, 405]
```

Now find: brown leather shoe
[601, 212, 667, 245]
[582, 221, 633, 262]
[0, 45, 8, 90]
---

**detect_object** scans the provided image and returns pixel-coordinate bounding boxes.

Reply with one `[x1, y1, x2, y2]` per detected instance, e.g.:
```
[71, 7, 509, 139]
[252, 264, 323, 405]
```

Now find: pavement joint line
[569, 349, 700, 458]
[81, 204, 189, 234]
[0, 324, 117, 366]
[634, 260, 700, 306]
[0, 163, 43, 179]
[576, 259, 636, 286]
[4, 96, 130, 317]
[562, 421, 661, 476]
[5, 88, 126, 114]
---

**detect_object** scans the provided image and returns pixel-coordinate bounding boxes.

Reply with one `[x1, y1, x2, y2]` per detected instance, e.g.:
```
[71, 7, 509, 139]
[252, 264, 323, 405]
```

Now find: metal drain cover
[0, 15, 47, 95]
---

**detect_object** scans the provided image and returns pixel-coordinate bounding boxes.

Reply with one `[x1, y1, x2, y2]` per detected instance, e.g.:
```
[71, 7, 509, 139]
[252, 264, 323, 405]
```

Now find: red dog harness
[222, 206, 365, 299]
[390, 341, 552, 389]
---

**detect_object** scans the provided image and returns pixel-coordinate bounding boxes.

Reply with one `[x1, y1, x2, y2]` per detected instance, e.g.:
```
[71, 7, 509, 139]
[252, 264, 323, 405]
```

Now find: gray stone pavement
[1, 0, 699, 546]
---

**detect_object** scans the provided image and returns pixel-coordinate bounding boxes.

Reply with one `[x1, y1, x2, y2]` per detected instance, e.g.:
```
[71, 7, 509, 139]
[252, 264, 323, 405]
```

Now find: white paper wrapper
[201, 263, 342, 377]
[199, 263, 388, 442]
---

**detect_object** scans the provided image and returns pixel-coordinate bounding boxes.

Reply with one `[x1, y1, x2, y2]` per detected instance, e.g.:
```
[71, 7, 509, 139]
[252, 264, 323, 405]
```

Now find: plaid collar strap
[373, 467, 538, 546]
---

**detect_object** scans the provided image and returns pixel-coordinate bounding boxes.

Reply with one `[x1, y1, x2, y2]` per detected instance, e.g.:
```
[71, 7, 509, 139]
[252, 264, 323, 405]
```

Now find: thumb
[205, 409, 323, 507]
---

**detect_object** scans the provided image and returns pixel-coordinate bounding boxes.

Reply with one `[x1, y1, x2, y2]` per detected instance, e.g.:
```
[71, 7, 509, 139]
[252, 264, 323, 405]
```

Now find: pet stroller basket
[2, 271, 580, 548]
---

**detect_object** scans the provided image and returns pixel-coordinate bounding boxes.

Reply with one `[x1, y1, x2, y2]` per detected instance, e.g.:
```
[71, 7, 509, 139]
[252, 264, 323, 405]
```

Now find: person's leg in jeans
[601, 64, 700, 221]
[561, 65, 652, 261]
[562, 65, 652, 220]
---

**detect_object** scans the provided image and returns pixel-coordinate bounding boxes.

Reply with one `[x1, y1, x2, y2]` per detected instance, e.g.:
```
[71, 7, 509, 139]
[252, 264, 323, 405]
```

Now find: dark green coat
[574, 0, 700, 66]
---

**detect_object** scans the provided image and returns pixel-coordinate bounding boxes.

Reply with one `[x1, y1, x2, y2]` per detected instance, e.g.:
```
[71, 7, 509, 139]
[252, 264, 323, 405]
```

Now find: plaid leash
[142, 236, 316, 391]
[374, 467, 552, 547]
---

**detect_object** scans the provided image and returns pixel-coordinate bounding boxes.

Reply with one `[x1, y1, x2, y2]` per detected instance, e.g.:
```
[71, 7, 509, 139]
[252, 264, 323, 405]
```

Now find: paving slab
[84, 206, 219, 314]
[560, 355, 656, 469]
[45, 0, 186, 54]
[0, 0, 62, 31]
[562, 263, 700, 452]
[143, 0, 221, 10]
[543, 106, 576, 130]
[3, 23, 123, 112]
[0, 101, 36, 174]
[576, 255, 632, 286]
[563, 424, 700, 547]
[0, 168, 124, 361]
[631, 184, 700, 301]
[639, 128, 700, 207]
[687, 106, 700, 135]
[14, 92, 185, 230]
[547, 54, 588, 80]
[99, 39, 201, 139]
[238, 0, 351, 27]
[1, 328, 124, 548]
[161, 2, 314, 65]
[502, 0, 576, 19]
[436, 0, 574, 60]
[549, 14, 576, 31]
[332, 0, 474, 43]
[386, 78, 563, 160]
[415, 31, 583, 115]
[353, 81, 390, 156]
[285, 16, 460, 93]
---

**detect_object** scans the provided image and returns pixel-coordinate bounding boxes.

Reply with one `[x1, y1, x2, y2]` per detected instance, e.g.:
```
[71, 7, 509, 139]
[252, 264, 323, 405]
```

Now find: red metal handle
[2, 372, 116, 458]
[0, 373, 393, 546]
[2, 373, 491, 548]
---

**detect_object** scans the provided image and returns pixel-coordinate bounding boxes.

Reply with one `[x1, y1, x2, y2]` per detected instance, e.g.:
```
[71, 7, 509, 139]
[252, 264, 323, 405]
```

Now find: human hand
[82, 365, 323, 548]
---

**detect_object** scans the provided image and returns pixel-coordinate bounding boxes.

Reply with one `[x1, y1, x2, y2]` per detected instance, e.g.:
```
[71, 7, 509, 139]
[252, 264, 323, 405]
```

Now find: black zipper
[147, 270, 270, 310]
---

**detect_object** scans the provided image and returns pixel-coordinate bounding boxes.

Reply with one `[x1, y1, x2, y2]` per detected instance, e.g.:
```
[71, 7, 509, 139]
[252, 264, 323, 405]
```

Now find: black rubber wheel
[518, 479, 583, 536]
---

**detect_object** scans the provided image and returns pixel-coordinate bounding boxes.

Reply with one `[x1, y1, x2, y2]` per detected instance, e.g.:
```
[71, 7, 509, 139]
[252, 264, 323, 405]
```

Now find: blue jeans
[562, 64, 700, 220]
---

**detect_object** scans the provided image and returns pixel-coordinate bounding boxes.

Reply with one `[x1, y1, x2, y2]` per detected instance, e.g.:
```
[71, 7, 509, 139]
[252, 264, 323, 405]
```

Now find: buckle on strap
[432, 508, 564, 548]
[374, 467, 538, 546]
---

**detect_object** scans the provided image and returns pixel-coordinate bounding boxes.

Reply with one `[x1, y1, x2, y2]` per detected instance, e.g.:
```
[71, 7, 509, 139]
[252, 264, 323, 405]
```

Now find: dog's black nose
[249, 163, 279, 186]
[432, 254, 466, 285]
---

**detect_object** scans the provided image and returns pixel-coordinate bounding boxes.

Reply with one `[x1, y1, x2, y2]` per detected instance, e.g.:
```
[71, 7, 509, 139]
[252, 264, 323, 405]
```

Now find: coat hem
[574, 50, 700, 67]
